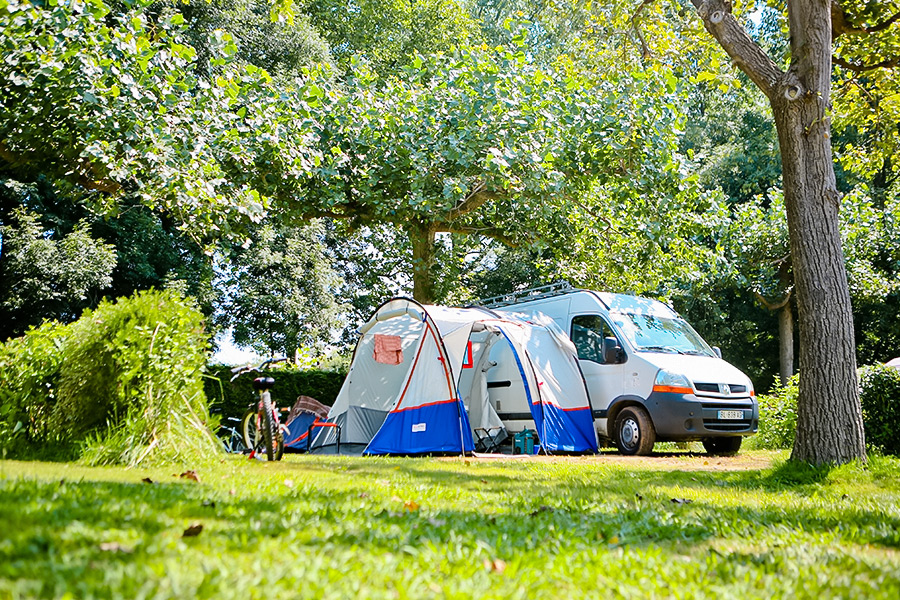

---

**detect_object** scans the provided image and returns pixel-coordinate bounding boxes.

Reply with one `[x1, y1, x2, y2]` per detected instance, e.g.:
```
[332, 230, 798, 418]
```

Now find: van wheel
[703, 437, 742, 456]
[615, 407, 656, 456]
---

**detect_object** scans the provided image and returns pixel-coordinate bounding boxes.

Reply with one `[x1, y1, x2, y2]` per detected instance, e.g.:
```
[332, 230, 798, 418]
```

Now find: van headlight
[653, 370, 693, 394]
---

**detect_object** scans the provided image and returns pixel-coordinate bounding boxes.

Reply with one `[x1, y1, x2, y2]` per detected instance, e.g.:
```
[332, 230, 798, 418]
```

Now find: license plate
[718, 410, 744, 420]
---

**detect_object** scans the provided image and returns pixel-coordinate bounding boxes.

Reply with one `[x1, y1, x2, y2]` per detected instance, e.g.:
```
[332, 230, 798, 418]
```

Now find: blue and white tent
[316, 298, 597, 455]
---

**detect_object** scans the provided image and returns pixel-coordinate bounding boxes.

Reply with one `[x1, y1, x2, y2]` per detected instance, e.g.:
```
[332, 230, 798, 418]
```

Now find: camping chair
[307, 421, 342, 454]
[473, 427, 506, 453]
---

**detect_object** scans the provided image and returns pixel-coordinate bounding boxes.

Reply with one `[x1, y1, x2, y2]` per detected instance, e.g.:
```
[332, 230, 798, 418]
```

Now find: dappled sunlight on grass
[1, 452, 899, 598]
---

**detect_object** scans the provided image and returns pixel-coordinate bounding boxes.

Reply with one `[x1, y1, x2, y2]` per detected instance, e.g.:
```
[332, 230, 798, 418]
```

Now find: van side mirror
[712, 346, 722, 359]
[603, 337, 623, 364]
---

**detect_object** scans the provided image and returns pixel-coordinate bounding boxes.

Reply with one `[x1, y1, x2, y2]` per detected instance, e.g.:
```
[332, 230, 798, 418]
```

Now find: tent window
[571, 315, 617, 364]
[373, 334, 403, 365]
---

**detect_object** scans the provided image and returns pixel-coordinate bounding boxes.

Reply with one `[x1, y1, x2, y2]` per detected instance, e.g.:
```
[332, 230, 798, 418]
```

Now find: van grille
[693, 383, 749, 396]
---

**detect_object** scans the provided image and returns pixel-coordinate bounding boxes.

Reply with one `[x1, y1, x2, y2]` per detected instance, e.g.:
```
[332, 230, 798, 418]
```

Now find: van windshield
[610, 312, 715, 357]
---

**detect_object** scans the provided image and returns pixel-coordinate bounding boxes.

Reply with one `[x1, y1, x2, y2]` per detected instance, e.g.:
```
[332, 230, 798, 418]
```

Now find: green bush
[0, 321, 71, 456]
[749, 376, 799, 450]
[858, 365, 900, 456]
[205, 364, 346, 419]
[0, 289, 220, 465]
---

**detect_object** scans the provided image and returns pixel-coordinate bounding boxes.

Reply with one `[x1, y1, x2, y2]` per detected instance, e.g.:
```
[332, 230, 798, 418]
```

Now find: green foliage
[180, 0, 333, 78]
[858, 364, 900, 456]
[0, 208, 117, 337]
[3, 454, 900, 597]
[304, 0, 480, 75]
[49, 290, 216, 466]
[748, 376, 799, 450]
[215, 220, 342, 357]
[204, 363, 346, 419]
[0, 321, 70, 455]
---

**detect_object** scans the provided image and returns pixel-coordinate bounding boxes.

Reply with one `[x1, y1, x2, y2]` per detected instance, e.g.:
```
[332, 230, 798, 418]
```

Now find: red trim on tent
[391, 398, 458, 413]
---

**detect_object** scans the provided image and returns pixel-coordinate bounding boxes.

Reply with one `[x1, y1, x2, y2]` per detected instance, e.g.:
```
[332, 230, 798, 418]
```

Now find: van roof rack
[478, 281, 579, 309]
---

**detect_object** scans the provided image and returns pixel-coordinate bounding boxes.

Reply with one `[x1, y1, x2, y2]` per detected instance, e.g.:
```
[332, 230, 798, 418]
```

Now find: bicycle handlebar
[229, 357, 290, 381]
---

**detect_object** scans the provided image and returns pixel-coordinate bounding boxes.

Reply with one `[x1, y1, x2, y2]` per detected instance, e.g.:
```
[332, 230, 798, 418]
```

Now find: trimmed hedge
[204, 364, 346, 419]
[859, 364, 900, 456]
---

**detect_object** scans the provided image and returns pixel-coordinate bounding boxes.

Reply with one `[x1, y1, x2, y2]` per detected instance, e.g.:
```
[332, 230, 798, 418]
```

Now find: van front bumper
[646, 391, 758, 440]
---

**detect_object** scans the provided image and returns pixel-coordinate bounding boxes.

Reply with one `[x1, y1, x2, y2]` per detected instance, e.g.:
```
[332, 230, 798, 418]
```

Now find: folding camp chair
[473, 427, 505, 453]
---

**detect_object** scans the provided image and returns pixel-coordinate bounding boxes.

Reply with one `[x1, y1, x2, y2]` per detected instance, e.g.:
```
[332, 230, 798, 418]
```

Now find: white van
[480, 283, 758, 455]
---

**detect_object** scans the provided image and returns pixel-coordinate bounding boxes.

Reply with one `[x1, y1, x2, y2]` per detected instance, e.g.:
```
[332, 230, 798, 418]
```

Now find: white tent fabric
[316, 298, 598, 455]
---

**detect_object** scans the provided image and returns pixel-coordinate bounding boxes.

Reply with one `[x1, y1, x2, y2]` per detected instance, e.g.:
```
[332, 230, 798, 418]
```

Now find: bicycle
[218, 416, 249, 454]
[230, 357, 289, 461]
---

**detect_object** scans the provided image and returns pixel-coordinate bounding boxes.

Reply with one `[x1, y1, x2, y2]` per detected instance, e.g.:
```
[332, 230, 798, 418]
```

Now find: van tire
[703, 436, 742, 456]
[614, 407, 655, 456]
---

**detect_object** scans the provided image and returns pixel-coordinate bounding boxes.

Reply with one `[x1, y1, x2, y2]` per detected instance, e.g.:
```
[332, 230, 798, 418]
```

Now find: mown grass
[1, 452, 899, 599]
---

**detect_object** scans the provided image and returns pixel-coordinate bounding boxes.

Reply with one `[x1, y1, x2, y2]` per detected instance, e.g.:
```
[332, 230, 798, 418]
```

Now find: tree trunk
[778, 300, 794, 386]
[692, 0, 866, 464]
[408, 223, 437, 303]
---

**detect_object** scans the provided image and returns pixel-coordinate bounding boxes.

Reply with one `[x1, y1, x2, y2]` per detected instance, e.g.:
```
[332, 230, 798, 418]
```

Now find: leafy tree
[215, 220, 342, 358]
[303, 0, 481, 74]
[0, 208, 116, 338]
[177, 0, 333, 78]
[688, 0, 900, 464]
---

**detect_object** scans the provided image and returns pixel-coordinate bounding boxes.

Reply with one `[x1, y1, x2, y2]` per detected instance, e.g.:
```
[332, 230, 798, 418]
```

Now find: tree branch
[832, 54, 899, 72]
[448, 181, 503, 220]
[632, 0, 654, 60]
[832, 0, 900, 39]
[689, 0, 784, 99]
[754, 287, 793, 312]
[433, 224, 522, 248]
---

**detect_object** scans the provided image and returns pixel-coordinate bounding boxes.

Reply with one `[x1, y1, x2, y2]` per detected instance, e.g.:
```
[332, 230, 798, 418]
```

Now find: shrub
[750, 376, 799, 450]
[0, 321, 71, 456]
[858, 365, 900, 456]
[58, 290, 219, 466]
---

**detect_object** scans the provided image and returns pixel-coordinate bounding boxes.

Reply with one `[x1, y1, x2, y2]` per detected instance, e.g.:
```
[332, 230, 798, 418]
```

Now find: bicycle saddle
[252, 376, 275, 391]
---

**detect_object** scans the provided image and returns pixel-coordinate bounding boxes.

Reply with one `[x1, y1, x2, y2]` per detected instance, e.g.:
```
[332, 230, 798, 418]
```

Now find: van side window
[572, 315, 617, 364]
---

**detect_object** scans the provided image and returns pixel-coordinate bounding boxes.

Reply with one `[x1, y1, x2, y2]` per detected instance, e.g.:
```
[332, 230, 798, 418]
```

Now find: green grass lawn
[1, 452, 899, 599]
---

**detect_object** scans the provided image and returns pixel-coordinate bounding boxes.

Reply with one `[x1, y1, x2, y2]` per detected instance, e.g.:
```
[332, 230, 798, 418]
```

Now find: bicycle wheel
[261, 392, 276, 461]
[241, 408, 259, 451]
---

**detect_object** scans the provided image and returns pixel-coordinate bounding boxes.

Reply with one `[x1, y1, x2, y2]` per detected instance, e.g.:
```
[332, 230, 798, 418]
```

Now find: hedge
[204, 364, 347, 419]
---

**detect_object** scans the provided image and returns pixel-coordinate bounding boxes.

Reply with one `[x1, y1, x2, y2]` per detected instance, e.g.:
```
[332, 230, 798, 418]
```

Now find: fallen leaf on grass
[404, 500, 420, 512]
[483, 558, 507, 573]
[141, 478, 154, 484]
[179, 470, 200, 482]
[99, 542, 133, 554]
[183, 522, 203, 537]
[670, 498, 693, 504]
[229, 488, 236, 496]
[202, 500, 216, 508]
[530, 505, 553, 517]
[359, 492, 369, 499]
[283, 479, 294, 488]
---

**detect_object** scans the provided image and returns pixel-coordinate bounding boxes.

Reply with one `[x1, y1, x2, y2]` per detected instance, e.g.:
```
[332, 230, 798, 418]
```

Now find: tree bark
[407, 223, 437, 304]
[692, 0, 866, 464]
[778, 300, 794, 387]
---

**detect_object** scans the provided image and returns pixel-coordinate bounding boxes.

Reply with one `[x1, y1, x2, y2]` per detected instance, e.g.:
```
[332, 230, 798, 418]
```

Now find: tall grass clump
[858, 364, 900, 456]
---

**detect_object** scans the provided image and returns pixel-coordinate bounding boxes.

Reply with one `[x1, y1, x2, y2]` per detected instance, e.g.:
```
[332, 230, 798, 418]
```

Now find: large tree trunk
[408, 223, 437, 303]
[692, 0, 865, 464]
